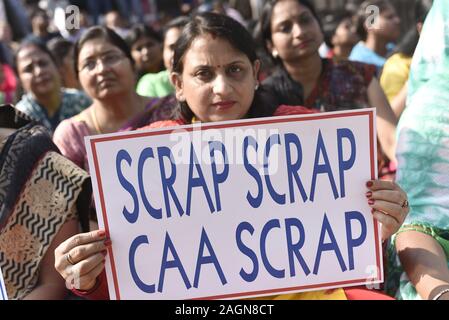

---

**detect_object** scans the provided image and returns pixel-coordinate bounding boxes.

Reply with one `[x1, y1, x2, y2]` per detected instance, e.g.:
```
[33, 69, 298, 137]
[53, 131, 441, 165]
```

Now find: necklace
[91, 108, 103, 134]
[90, 98, 146, 134]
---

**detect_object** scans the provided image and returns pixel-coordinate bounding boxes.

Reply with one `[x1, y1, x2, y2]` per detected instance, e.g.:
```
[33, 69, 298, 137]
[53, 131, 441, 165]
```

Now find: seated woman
[53, 26, 176, 172]
[0, 104, 91, 300]
[136, 16, 190, 98]
[54, 12, 409, 300]
[387, 0, 449, 300]
[257, 0, 398, 172]
[126, 24, 164, 82]
[15, 39, 92, 133]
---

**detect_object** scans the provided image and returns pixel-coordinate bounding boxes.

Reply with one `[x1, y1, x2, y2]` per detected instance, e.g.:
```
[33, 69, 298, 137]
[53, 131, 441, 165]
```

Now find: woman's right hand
[54, 230, 110, 292]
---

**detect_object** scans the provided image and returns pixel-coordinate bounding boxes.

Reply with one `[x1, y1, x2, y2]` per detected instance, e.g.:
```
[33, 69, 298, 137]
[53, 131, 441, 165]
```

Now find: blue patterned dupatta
[0, 104, 91, 299]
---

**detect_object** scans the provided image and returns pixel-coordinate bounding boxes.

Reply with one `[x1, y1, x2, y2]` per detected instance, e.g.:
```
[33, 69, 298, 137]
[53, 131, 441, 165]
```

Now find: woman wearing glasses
[53, 27, 176, 172]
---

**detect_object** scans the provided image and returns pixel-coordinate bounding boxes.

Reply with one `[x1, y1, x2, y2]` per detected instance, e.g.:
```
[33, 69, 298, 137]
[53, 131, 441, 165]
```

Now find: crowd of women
[0, 0, 448, 301]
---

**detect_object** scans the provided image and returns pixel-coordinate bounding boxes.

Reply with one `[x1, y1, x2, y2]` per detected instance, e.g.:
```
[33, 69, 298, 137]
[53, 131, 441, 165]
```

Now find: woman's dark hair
[162, 16, 190, 40]
[173, 12, 277, 122]
[126, 24, 162, 48]
[322, 10, 354, 49]
[354, 0, 392, 41]
[415, 0, 433, 23]
[14, 38, 57, 72]
[74, 26, 134, 75]
[47, 37, 74, 67]
[393, 28, 417, 57]
[173, 12, 258, 73]
[0, 44, 8, 65]
[254, 0, 320, 108]
[393, 0, 432, 57]
[29, 7, 48, 21]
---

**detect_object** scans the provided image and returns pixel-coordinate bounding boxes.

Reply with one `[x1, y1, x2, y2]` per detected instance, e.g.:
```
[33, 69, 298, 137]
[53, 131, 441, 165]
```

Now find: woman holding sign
[54, 12, 409, 300]
[256, 0, 398, 168]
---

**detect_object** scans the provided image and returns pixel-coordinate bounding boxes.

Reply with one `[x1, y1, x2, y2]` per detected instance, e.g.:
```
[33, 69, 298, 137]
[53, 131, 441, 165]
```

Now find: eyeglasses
[80, 52, 126, 73]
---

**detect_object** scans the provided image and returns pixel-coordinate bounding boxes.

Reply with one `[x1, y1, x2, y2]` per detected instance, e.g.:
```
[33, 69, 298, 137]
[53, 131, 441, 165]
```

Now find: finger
[64, 252, 104, 290]
[372, 211, 400, 241]
[66, 240, 108, 266]
[58, 262, 72, 280]
[366, 180, 400, 192]
[368, 199, 401, 224]
[367, 190, 405, 205]
[57, 230, 107, 255]
[73, 251, 107, 278]
[368, 196, 409, 225]
[72, 261, 106, 291]
[58, 249, 104, 280]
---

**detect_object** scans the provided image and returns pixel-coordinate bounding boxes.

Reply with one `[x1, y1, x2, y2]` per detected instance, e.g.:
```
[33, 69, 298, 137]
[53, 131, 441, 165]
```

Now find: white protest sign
[0, 266, 8, 300]
[86, 108, 382, 300]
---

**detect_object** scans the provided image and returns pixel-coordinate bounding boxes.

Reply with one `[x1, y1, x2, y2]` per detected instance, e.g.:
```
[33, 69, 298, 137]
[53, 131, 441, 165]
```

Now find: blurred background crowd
[0, 0, 423, 107]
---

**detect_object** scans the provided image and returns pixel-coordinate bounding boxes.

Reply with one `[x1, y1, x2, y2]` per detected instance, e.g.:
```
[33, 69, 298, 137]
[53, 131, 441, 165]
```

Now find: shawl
[396, 0, 449, 232]
[386, 0, 449, 299]
[0, 104, 91, 299]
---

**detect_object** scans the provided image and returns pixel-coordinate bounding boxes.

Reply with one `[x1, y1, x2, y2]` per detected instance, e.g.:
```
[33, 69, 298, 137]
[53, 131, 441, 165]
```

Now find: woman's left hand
[366, 180, 409, 241]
